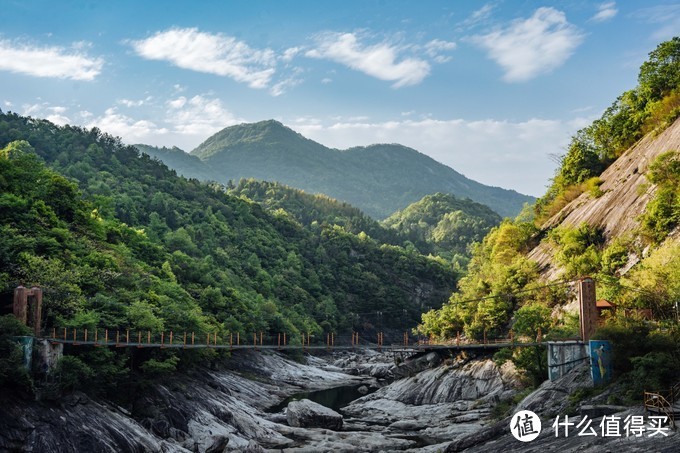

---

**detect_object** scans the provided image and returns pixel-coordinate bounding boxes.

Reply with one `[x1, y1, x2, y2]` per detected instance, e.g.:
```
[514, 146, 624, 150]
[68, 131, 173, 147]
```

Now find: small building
[596, 299, 616, 317]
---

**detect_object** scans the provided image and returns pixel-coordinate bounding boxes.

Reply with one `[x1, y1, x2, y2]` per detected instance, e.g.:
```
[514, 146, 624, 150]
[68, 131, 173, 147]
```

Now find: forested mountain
[0, 112, 457, 368]
[229, 179, 404, 246]
[139, 121, 533, 219]
[419, 38, 680, 389]
[382, 193, 502, 264]
[135, 144, 215, 182]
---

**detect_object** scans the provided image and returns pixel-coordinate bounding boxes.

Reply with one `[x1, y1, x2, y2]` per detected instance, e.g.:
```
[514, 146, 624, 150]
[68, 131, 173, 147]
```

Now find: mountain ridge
[139, 120, 533, 219]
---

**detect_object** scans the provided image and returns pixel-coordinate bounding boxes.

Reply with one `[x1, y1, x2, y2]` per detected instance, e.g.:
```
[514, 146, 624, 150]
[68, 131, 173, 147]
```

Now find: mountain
[528, 116, 680, 280]
[139, 120, 533, 219]
[418, 38, 680, 351]
[229, 179, 404, 246]
[135, 144, 216, 182]
[382, 192, 502, 262]
[0, 111, 458, 356]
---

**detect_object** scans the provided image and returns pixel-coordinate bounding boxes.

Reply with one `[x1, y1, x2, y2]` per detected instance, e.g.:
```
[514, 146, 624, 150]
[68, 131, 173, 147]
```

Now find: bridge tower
[578, 277, 597, 342]
[13, 285, 42, 336]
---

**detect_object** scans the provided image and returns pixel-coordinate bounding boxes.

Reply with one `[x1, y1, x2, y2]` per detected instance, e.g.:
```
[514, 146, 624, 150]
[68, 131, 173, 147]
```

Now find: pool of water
[268, 384, 373, 413]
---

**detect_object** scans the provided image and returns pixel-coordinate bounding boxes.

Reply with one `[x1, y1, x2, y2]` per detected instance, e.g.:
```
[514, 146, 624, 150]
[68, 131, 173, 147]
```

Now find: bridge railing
[44, 327, 561, 351]
[45, 327, 418, 350]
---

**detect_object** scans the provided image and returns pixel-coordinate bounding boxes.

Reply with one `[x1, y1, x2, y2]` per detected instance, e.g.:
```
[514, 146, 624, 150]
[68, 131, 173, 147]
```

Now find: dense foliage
[141, 120, 533, 219]
[640, 150, 680, 242]
[229, 179, 403, 246]
[418, 39, 680, 390]
[536, 37, 680, 222]
[0, 111, 457, 395]
[382, 192, 502, 266]
[418, 219, 572, 340]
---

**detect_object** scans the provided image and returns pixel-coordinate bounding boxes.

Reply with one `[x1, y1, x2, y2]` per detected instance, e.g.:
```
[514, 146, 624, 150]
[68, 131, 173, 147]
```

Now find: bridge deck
[44, 338, 546, 351]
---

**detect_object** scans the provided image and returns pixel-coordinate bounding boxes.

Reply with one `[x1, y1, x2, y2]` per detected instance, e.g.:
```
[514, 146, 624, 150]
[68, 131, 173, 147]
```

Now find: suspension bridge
[42, 326, 549, 353]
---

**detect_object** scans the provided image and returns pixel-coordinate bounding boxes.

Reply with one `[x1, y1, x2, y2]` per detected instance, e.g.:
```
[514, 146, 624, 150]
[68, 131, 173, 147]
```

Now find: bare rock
[286, 399, 343, 430]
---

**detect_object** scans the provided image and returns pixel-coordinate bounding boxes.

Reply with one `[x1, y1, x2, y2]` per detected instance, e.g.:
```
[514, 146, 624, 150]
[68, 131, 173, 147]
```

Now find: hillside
[383, 193, 502, 262]
[140, 120, 533, 219]
[419, 38, 680, 355]
[528, 117, 680, 280]
[229, 179, 404, 246]
[135, 144, 217, 182]
[0, 111, 461, 399]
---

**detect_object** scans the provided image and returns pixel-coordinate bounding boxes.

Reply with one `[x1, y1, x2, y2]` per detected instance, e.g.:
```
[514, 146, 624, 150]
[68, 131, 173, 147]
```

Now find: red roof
[596, 299, 615, 309]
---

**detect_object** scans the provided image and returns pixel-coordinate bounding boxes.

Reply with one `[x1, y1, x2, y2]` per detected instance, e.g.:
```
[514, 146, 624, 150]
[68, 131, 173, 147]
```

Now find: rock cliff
[528, 118, 680, 280]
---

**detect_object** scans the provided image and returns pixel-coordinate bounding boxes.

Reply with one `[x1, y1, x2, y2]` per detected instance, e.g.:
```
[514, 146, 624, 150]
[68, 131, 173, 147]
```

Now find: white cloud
[129, 28, 276, 89]
[56, 93, 238, 148]
[32, 94, 243, 150]
[270, 77, 302, 97]
[470, 7, 585, 82]
[457, 3, 497, 31]
[590, 2, 618, 23]
[165, 95, 241, 137]
[632, 4, 680, 41]
[306, 32, 431, 87]
[290, 116, 587, 196]
[118, 98, 145, 107]
[424, 39, 457, 63]
[85, 107, 168, 143]
[281, 47, 301, 62]
[22, 102, 71, 125]
[0, 39, 103, 80]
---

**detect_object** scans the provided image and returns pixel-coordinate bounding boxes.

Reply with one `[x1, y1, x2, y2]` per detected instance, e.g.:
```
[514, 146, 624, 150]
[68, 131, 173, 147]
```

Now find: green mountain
[382, 193, 502, 262]
[135, 144, 215, 182]
[139, 120, 533, 219]
[0, 111, 459, 396]
[229, 179, 404, 246]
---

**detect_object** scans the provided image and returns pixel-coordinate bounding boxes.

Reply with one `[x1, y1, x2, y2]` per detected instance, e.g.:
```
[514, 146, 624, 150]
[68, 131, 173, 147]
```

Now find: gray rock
[286, 399, 344, 430]
[517, 362, 592, 418]
[580, 404, 628, 419]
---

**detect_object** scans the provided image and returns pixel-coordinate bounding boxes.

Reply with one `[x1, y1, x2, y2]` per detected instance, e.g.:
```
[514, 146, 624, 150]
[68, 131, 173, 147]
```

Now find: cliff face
[528, 118, 680, 280]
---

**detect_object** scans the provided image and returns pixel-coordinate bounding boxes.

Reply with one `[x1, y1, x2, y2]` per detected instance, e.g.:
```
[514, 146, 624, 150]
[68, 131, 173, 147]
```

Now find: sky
[1, 1, 678, 197]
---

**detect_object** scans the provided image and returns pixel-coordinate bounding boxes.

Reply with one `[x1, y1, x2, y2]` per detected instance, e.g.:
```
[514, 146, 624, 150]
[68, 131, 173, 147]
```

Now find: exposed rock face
[445, 363, 679, 452]
[0, 350, 364, 453]
[286, 398, 344, 430]
[0, 392, 177, 453]
[343, 355, 522, 446]
[516, 361, 592, 418]
[528, 117, 680, 280]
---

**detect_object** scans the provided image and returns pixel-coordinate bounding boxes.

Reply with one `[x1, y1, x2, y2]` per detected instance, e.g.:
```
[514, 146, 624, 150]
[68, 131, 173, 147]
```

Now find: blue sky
[1, 1, 678, 197]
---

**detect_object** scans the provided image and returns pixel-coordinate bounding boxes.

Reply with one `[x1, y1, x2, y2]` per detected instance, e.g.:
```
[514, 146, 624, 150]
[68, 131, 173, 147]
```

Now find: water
[268, 384, 372, 413]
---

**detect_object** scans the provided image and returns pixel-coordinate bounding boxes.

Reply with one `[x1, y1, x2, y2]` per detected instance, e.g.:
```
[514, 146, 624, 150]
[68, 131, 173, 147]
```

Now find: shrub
[56, 355, 94, 393]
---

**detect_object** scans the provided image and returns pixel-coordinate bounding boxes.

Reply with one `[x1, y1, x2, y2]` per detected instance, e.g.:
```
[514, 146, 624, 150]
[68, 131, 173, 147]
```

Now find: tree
[513, 303, 552, 339]
[638, 37, 680, 101]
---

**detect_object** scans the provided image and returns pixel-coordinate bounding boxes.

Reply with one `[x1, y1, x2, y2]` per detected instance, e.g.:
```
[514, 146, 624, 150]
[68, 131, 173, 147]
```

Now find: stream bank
[8, 347, 671, 452]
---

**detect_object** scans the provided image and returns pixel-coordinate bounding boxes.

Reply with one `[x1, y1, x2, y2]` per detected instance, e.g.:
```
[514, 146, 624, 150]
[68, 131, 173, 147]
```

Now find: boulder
[286, 399, 343, 430]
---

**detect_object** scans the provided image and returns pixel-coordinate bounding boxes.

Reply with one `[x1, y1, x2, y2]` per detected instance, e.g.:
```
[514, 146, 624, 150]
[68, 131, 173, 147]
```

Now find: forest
[0, 113, 456, 397]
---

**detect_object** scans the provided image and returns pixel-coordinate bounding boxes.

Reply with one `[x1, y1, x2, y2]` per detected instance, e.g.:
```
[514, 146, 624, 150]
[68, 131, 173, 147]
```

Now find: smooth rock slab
[286, 399, 343, 430]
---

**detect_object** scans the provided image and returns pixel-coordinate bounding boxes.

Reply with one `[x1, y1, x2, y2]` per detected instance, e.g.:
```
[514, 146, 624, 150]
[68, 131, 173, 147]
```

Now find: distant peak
[190, 119, 317, 157]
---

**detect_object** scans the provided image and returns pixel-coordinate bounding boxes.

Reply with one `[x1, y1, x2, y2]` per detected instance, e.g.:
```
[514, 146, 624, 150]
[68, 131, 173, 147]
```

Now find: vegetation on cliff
[418, 37, 680, 392]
